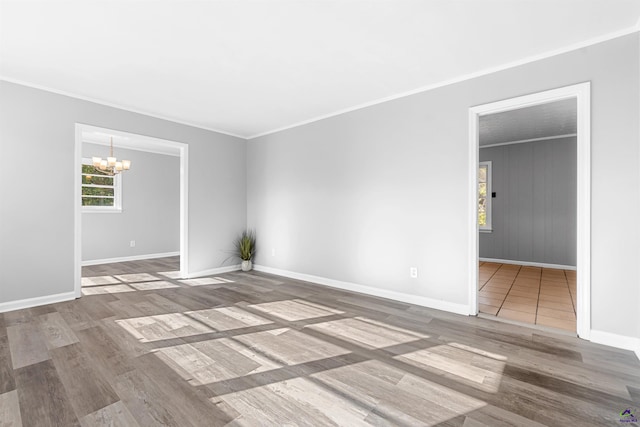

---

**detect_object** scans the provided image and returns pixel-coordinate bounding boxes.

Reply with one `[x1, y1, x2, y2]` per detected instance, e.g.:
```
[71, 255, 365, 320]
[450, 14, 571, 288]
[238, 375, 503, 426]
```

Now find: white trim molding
[187, 265, 241, 278]
[248, 28, 637, 139]
[179, 143, 189, 280]
[1, 78, 245, 139]
[469, 82, 591, 340]
[479, 258, 576, 271]
[74, 124, 190, 295]
[253, 265, 470, 316]
[0, 291, 77, 314]
[81, 252, 180, 267]
[479, 133, 577, 149]
[74, 124, 83, 297]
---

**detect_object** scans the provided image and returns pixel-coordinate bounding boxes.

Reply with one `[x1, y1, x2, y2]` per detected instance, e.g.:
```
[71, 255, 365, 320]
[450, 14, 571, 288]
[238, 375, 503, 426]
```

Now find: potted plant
[234, 229, 256, 271]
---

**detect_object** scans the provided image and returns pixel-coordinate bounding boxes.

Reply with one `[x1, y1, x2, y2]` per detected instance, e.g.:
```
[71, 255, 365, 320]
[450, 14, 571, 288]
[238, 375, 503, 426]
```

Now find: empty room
[1, 1, 639, 426]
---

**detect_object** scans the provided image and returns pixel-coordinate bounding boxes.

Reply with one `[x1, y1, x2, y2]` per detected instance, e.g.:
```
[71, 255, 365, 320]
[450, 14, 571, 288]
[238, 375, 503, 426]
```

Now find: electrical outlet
[130, 240, 136, 248]
[410, 267, 418, 278]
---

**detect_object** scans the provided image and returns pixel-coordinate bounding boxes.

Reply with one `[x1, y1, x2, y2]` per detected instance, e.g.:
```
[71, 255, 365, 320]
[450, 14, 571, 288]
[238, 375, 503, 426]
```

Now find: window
[478, 161, 492, 231]
[82, 158, 121, 212]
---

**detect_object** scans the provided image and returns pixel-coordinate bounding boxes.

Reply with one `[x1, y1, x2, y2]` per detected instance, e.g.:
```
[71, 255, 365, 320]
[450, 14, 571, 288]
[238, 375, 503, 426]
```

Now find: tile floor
[478, 262, 577, 332]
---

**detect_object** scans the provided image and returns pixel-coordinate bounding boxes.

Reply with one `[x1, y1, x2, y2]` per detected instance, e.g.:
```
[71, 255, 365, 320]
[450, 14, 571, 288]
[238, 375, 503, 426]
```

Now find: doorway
[73, 124, 189, 298]
[468, 83, 591, 339]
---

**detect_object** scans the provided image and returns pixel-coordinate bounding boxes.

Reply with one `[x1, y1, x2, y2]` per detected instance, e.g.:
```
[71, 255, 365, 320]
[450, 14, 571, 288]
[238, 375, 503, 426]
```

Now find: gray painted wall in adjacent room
[247, 33, 640, 339]
[0, 81, 246, 306]
[81, 143, 180, 262]
[479, 137, 577, 266]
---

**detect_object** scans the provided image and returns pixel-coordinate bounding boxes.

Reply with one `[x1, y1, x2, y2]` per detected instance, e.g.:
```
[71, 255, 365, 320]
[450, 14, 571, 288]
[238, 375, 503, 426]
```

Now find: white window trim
[81, 158, 122, 213]
[479, 161, 492, 232]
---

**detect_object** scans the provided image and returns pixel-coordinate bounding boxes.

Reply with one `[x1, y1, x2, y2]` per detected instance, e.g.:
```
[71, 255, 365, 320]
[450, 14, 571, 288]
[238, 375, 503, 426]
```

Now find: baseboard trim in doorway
[479, 314, 639, 360]
[254, 265, 470, 316]
[187, 264, 241, 278]
[590, 330, 640, 360]
[82, 251, 180, 266]
[479, 257, 576, 271]
[0, 291, 76, 314]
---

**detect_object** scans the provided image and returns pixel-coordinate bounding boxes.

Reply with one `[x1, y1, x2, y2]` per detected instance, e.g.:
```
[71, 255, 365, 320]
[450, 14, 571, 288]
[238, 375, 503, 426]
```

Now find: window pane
[82, 164, 101, 174]
[82, 186, 114, 197]
[82, 197, 114, 206]
[478, 166, 487, 183]
[82, 175, 113, 186]
[478, 197, 486, 226]
[478, 182, 487, 198]
[82, 162, 119, 210]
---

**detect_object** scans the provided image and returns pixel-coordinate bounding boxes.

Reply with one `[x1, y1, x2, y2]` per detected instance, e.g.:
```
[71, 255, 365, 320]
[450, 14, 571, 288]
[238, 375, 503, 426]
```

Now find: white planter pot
[241, 260, 253, 271]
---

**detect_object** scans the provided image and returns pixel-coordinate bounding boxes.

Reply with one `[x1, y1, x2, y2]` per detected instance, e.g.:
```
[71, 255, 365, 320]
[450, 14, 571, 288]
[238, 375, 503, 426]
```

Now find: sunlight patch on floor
[249, 299, 344, 321]
[116, 306, 274, 342]
[394, 342, 506, 393]
[187, 306, 272, 331]
[157, 270, 182, 279]
[306, 316, 428, 349]
[217, 359, 487, 426]
[128, 280, 180, 290]
[152, 327, 350, 386]
[82, 284, 136, 295]
[114, 273, 160, 283]
[81, 275, 121, 287]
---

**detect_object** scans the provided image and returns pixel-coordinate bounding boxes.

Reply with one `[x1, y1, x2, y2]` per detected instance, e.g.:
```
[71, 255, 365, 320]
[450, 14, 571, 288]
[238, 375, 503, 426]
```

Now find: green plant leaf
[233, 229, 256, 261]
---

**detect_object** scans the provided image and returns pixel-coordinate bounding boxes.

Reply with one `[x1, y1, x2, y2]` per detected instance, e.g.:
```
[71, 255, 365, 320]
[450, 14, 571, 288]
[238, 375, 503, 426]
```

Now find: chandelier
[91, 137, 131, 176]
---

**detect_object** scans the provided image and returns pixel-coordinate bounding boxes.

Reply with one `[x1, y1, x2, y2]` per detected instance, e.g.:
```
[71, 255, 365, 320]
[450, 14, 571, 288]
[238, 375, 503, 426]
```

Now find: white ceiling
[1, 1, 639, 139]
[479, 98, 577, 146]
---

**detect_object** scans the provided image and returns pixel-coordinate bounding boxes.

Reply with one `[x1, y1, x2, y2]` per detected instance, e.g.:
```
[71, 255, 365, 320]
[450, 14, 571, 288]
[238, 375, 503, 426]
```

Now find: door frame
[73, 124, 189, 297]
[467, 82, 591, 339]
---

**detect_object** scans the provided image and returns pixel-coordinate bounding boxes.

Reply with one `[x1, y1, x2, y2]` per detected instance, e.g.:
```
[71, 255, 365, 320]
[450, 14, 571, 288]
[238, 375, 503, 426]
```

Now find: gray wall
[81, 143, 179, 262]
[1, 33, 639, 343]
[248, 33, 640, 339]
[0, 81, 246, 305]
[479, 137, 577, 266]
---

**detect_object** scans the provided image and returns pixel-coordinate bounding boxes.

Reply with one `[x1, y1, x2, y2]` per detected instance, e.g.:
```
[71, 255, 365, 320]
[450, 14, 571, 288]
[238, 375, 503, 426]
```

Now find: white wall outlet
[130, 240, 136, 248]
[410, 267, 418, 278]
[271, 248, 276, 256]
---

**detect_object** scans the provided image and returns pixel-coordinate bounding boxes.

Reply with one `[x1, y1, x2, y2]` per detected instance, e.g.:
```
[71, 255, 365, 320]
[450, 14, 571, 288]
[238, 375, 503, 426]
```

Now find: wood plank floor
[0, 257, 638, 426]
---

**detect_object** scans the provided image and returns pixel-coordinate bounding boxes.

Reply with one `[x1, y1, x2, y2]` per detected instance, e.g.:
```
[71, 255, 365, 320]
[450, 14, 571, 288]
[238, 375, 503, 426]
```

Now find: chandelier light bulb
[90, 136, 131, 176]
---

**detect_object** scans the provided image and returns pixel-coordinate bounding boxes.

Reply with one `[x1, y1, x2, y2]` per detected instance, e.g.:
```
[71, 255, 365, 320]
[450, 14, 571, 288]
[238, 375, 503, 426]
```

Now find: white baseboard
[590, 330, 640, 360]
[253, 265, 470, 316]
[187, 264, 241, 278]
[82, 251, 180, 266]
[479, 257, 576, 271]
[0, 291, 77, 314]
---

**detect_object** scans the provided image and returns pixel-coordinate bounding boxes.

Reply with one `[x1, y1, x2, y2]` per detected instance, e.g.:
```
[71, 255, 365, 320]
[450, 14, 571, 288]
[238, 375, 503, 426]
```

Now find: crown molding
[2, 24, 638, 141]
[0, 77, 247, 139]
[248, 26, 640, 140]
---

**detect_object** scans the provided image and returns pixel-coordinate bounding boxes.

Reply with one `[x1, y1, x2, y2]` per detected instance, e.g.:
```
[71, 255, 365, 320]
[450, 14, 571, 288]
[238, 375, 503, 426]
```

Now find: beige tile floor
[478, 262, 577, 332]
